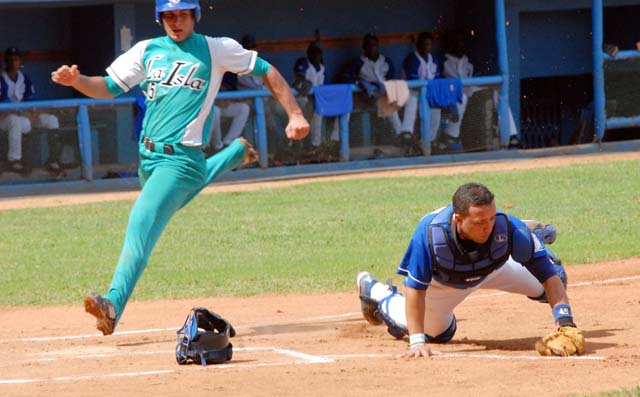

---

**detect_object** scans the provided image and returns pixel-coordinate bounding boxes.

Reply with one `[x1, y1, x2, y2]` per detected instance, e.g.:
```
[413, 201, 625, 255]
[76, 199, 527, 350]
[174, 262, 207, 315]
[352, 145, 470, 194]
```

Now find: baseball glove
[535, 326, 585, 356]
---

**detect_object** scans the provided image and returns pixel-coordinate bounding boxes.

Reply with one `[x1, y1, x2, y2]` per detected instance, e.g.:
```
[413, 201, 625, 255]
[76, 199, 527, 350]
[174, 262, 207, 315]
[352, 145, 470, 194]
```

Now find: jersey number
[146, 82, 157, 100]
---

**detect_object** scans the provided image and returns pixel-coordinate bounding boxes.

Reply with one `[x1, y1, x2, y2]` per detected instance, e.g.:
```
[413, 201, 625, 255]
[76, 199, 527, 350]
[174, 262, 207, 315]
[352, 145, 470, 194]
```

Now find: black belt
[143, 136, 175, 155]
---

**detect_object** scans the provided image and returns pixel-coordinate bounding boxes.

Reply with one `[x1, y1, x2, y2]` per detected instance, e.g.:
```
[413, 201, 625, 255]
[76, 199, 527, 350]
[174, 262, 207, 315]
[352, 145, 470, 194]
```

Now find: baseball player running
[357, 182, 584, 358]
[51, 0, 309, 335]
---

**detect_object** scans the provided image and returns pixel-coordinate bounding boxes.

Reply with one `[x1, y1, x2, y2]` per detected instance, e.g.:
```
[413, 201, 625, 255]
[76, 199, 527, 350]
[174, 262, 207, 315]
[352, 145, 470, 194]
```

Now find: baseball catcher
[356, 182, 586, 358]
[175, 307, 236, 366]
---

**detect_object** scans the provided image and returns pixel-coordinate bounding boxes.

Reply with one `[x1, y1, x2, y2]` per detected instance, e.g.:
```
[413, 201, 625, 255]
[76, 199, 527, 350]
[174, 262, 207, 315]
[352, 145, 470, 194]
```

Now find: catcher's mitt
[535, 326, 585, 356]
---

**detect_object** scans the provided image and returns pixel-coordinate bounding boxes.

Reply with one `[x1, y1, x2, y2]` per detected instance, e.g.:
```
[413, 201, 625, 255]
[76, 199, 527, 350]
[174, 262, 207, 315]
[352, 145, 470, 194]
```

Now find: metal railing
[0, 76, 504, 181]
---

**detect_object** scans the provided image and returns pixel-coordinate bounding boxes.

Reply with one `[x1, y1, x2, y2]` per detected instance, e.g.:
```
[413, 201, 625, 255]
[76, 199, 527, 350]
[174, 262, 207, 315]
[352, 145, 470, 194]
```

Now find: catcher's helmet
[155, 0, 201, 24]
[175, 307, 235, 366]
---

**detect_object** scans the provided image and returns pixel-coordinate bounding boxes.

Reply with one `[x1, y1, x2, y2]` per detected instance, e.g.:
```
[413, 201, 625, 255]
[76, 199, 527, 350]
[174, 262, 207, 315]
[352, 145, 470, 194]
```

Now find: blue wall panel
[132, 0, 456, 83]
[0, 8, 73, 99]
[519, 9, 592, 78]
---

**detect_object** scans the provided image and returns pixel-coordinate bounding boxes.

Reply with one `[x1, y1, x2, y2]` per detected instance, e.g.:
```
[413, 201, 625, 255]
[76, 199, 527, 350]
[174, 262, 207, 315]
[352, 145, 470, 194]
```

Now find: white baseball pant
[400, 90, 441, 141]
[371, 257, 545, 337]
[210, 102, 250, 150]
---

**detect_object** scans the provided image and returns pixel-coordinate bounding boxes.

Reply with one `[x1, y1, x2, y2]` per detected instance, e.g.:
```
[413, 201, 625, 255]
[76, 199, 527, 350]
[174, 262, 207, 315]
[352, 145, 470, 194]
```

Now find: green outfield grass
[572, 386, 640, 397]
[0, 159, 638, 306]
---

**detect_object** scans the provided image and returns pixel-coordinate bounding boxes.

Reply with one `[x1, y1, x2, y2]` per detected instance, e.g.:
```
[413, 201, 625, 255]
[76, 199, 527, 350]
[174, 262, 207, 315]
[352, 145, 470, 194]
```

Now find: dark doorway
[70, 5, 115, 89]
[519, 74, 592, 148]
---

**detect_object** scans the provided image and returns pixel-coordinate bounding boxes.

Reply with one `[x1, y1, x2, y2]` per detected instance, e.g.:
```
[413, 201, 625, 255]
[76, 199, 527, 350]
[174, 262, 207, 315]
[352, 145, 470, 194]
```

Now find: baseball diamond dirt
[0, 151, 639, 396]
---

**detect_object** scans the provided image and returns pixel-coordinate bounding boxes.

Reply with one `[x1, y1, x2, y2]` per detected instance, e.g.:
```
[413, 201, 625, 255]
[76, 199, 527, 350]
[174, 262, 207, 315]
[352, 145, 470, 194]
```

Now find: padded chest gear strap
[428, 209, 511, 288]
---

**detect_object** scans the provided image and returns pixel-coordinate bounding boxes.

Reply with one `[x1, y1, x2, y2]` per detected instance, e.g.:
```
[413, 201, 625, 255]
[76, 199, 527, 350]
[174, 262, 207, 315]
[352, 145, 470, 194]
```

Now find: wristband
[552, 303, 573, 323]
[409, 333, 426, 346]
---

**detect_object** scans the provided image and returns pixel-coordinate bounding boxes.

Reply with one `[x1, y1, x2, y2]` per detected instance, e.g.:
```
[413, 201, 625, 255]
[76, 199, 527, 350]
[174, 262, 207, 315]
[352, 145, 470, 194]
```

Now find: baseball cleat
[238, 137, 258, 167]
[84, 293, 116, 336]
[356, 271, 383, 325]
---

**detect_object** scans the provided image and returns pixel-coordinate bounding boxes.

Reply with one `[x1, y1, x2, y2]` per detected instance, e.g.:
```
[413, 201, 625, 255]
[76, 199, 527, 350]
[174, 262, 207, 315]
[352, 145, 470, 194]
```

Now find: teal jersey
[105, 33, 257, 146]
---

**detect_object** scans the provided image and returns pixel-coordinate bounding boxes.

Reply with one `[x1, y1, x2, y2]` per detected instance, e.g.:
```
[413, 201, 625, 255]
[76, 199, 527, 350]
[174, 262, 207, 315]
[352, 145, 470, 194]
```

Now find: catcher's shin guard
[357, 272, 383, 325]
[523, 220, 557, 245]
[378, 290, 408, 339]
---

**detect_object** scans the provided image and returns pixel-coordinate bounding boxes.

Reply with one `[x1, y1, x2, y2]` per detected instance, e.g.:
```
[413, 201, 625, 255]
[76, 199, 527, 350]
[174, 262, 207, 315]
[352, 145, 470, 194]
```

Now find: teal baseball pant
[103, 138, 247, 325]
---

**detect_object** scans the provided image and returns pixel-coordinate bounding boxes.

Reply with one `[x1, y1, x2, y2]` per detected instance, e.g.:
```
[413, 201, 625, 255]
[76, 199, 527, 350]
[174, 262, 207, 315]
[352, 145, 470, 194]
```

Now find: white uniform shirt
[442, 54, 473, 79]
[1, 71, 32, 102]
[359, 55, 390, 83]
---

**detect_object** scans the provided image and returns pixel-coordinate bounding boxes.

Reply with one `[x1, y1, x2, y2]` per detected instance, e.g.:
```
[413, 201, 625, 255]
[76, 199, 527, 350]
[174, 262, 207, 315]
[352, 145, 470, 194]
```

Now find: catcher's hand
[401, 345, 441, 360]
[536, 326, 585, 356]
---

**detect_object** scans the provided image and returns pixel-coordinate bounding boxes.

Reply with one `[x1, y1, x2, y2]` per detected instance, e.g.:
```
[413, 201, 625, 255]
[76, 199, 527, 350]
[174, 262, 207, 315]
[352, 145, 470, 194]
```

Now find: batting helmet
[155, 0, 201, 24]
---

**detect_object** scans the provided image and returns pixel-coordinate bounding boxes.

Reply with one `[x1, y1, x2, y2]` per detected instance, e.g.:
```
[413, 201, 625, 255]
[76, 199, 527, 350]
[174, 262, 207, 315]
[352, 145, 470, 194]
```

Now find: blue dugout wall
[0, 0, 638, 182]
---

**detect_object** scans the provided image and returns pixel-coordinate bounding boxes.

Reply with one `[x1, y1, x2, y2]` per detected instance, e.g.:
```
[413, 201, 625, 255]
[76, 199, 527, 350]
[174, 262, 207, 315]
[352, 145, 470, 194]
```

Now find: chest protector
[428, 207, 511, 288]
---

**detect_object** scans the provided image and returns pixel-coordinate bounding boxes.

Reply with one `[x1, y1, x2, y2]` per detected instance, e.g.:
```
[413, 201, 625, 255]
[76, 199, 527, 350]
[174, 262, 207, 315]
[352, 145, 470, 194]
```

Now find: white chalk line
[4, 347, 332, 367]
[0, 346, 333, 385]
[0, 348, 605, 385]
[6, 312, 359, 343]
[325, 352, 606, 361]
[2, 273, 638, 345]
[0, 370, 176, 385]
[466, 274, 640, 301]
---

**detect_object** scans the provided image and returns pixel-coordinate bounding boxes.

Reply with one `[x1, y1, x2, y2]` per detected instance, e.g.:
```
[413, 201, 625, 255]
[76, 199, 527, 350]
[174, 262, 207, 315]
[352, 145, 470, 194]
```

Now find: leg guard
[425, 315, 457, 344]
[378, 288, 408, 339]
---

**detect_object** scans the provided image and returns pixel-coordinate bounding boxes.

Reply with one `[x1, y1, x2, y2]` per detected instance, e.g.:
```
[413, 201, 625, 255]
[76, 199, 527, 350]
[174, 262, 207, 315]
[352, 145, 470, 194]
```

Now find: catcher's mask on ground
[175, 307, 235, 366]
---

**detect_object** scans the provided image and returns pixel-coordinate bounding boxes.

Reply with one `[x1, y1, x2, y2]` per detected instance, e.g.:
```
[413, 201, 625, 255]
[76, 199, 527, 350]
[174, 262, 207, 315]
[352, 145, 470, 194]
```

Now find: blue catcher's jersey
[396, 205, 556, 290]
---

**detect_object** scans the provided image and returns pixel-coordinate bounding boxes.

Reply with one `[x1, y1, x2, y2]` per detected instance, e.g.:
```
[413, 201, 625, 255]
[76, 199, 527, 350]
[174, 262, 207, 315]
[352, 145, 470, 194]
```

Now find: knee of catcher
[426, 315, 457, 343]
[377, 294, 408, 339]
[553, 260, 568, 290]
[528, 255, 568, 304]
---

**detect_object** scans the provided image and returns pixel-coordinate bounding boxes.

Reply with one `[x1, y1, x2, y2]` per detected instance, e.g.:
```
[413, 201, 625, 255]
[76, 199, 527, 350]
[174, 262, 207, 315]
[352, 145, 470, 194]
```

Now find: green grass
[0, 159, 638, 306]
[569, 386, 640, 396]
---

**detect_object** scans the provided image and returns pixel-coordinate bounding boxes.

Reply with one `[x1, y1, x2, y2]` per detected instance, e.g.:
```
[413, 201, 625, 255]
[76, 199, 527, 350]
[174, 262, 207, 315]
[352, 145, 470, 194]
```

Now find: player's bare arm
[51, 64, 115, 99]
[262, 66, 310, 140]
[542, 275, 570, 322]
[401, 287, 436, 359]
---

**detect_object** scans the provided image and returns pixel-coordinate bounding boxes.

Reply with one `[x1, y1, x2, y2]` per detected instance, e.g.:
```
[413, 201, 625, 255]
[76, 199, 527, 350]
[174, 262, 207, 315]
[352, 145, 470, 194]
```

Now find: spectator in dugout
[440, 30, 520, 150]
[0, 47, 64, 176]
[204, 72, 250, 157]
[439, 29, 475, 150]
[292, 42, 340, 160]
[235, 33, 286, 147]
[400, 32, 442, 149]
[344, 33, 403, 145]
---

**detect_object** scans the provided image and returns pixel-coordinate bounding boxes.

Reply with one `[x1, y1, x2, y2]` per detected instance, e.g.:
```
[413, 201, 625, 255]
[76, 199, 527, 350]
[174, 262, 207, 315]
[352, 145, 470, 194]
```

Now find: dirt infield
[1, 152, 639, 396]
[1, 260, 639, 396]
